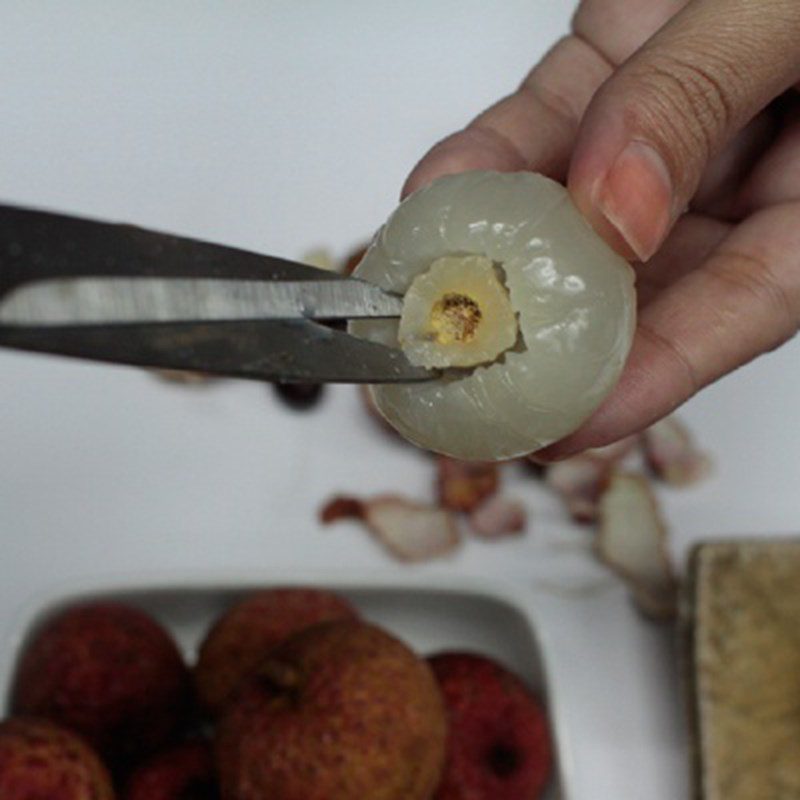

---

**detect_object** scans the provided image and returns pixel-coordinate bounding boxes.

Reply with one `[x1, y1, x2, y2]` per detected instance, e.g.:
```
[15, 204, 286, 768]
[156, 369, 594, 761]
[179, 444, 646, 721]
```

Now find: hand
[404, 0, 800, 459]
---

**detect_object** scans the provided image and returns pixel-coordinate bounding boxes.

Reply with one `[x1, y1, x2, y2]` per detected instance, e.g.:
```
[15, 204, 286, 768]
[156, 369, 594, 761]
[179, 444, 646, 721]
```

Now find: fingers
[691, 112, 777, 218]
[572, 0, 690, 65]
[404, 0, 692, 198]
[535, 200, 800, 459]
[402, 34, 612, 197]
[736, 99, 800, 213]
[568, 0, 800, 262]
[634, 212, 730, 307]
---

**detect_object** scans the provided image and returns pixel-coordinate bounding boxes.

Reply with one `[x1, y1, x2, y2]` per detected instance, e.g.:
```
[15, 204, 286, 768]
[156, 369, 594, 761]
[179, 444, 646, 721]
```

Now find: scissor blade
[0, 319, 434, 383]
[0, 276, 403, 326]
[0, 203, 359, 292]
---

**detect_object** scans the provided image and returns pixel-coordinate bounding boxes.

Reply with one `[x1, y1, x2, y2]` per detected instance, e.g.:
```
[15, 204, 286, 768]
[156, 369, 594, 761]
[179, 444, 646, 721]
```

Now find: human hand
[404, 0, 800, 459]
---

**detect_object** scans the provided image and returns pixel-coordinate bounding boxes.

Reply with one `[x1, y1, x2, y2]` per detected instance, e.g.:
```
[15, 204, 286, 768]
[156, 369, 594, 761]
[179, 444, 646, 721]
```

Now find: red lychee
[429, 652, 552, 800]
[124, 739, 218, 800]
[215, 620, 447, 800]
[194, 587, 358, 715]
[11, 601, 191, 767]
[0, 716, 114, 799]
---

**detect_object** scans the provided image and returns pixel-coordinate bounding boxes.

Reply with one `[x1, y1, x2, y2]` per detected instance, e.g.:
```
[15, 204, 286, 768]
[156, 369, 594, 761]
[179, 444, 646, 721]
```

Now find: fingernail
[597, 141, 672, 262]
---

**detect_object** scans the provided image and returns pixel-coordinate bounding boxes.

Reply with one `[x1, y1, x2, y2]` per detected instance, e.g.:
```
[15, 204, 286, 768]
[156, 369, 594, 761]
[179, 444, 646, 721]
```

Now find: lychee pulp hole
[486, 742, 521, 778]
[398, 254, 520, 370]
[429, 293, 482, 344]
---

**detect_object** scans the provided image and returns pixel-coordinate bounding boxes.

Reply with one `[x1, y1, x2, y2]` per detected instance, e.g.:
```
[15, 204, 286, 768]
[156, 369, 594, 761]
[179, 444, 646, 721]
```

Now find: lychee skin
[216, 620, 447, 800]
[429, 652, 552, 800]
[194, 588, 358, 715]
[0, 716, 114, 799]
[124, 739, 218, 800]
[11, 602, 191, 766]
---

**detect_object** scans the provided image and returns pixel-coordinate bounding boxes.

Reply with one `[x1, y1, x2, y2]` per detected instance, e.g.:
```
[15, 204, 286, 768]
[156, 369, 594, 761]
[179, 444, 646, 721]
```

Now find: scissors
[0, 204, 436, 383]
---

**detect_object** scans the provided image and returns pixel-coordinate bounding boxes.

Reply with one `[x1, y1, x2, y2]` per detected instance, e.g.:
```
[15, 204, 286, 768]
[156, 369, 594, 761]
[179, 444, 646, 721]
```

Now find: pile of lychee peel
[0, 588, 552, 799]
[324, 369, 710, 621]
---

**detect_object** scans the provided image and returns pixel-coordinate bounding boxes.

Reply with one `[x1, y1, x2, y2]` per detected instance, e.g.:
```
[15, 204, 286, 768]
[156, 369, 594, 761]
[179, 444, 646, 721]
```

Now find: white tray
[0, 572, 567, 799]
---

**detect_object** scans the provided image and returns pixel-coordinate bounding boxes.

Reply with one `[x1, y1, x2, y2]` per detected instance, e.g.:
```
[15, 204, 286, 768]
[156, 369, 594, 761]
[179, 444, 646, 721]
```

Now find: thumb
[568, 0, 800, 261]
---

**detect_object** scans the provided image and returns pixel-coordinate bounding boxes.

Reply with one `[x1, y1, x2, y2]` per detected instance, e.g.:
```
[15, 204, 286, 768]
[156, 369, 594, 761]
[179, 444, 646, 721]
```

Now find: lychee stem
[256, 660, 302, 694]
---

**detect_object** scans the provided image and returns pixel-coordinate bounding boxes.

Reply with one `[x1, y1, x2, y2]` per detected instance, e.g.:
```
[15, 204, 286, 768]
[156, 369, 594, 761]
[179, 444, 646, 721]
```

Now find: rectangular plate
[0, 573, 564, 799]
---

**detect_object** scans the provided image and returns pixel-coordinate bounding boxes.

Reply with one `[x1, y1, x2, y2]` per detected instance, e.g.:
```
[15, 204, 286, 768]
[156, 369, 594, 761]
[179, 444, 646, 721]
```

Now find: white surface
[0, 3, 799, 799]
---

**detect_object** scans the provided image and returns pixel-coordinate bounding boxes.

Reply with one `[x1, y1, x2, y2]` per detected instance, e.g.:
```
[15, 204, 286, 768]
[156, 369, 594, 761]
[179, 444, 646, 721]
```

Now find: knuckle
[622, 47, 742, 167]
[525, 34, 614, 126]
[460, 126, 529, 171]
[637, 320, 702, 399]
[705, 248, 798, 343]
[519, 80, 579, 134]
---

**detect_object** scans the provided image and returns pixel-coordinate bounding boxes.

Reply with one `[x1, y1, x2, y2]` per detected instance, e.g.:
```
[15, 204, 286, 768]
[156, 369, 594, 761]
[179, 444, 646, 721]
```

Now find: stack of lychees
[0, 589, 552, 799]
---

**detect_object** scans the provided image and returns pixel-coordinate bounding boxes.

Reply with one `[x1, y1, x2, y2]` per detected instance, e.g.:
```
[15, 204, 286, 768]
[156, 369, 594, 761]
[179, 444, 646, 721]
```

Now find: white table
[1, 3, 798, 798]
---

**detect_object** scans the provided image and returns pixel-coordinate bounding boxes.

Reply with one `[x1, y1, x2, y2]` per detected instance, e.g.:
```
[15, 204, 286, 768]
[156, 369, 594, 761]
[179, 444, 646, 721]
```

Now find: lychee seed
[430, 293, 482, 344]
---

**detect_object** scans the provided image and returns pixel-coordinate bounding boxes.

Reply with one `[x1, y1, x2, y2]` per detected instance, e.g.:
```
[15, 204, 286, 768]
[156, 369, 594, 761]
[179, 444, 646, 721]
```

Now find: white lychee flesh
[350, 171, 636, 460]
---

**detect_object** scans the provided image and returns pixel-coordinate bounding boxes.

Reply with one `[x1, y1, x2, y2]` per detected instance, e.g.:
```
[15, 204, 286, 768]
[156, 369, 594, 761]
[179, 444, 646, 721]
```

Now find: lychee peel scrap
[436, 457, 500, 513]
[468, 495, 527, 539]
[596, 472, 677, 620]
[320, 494, 461, 562]
[545, 456, 612, 524]
[642, 415, 712, 487]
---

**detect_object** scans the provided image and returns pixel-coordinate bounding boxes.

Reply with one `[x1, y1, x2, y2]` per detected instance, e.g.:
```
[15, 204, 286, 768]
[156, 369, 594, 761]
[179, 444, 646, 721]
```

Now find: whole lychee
[429, 652, 552, 800]
[11, 601, 191, 767]
[124, 739, 218, 800]
[194, 588, 358, 715]
[0, 716, 114, 799]
[215, 620, 447, 800]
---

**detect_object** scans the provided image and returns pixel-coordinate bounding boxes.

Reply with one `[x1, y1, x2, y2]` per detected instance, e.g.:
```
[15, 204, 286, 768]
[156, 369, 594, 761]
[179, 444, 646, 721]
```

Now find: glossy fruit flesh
[350, 171, 636, 460]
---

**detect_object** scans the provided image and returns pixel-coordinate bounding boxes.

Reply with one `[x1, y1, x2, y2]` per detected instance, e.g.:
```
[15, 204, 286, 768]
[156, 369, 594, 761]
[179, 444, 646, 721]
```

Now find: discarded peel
[545, 457, 611, 525]
[545, 434, 638, 523]
[596, 473, 677, 620]
[320, 494, 460, 562]
[436, 457, 499, 513]
[469, 495, 527, 539]
[642, 416, 712, 486]
[300, 247, 336, 272]
[343, 243, 369, 276]
[351, 171, 636, 461]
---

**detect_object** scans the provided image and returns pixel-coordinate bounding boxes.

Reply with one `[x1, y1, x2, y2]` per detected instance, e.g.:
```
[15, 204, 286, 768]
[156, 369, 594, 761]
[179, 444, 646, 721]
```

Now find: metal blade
[0, 203, 432, 384]
[0, 319, 435, 383]
[0, 203, 357, 295]
[0, 275, 403, 326]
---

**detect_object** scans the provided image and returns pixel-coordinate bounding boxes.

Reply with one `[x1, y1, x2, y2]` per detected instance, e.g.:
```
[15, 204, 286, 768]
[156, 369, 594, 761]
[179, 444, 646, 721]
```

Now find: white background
[0, 3, 798, 798]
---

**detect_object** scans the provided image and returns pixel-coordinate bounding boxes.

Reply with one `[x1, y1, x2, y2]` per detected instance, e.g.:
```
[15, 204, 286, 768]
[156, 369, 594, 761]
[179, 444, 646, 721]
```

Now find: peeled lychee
[215, 620, 447, 800]
[351, 170, 636, 460]
[194, 588, 358, 715]
[124, 739, 218, 800]
[429, 652, 552, 800]
[0, 716, 115, 799]
[11, 601, 191, 766]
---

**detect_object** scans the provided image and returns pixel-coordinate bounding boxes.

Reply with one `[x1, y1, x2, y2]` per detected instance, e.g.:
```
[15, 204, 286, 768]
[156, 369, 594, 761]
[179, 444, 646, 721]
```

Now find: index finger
[403, 0, 688, 200]
[402, 34, 612, 197]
